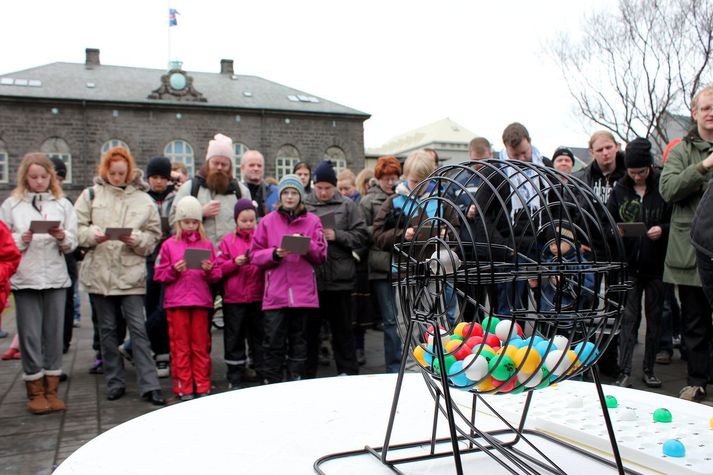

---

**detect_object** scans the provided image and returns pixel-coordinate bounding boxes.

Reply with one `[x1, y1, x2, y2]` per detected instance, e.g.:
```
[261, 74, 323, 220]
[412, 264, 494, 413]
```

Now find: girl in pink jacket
[154, 196, 221, 400]
[250, 175, 327, 384]
[217, 199, 264, 389]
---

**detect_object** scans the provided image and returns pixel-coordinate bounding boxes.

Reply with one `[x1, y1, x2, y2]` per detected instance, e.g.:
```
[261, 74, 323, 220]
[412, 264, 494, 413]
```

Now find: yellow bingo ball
[478, 377, 496, 392]
[453, 322, 468, 338]
[445, 339, 463, 354]
[497, 344, 520, 361]
[566, 350, 581, 374]
[514, 347, 542, 375]
[413, 345, 427, 367]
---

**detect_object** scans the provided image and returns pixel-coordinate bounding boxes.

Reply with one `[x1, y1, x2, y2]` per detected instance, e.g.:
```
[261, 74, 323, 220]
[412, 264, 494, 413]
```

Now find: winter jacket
[0, 220, 21, 307]
[372, 183, 460, 265]
[538, 249, 596, 313]
[304, 191, 368, 291]
[170, 175, 251, 248]
[1, 192, 78, 290]
[606, 170, 671, 279]
[359, 182, 393, 280]
[147, 185, 177, 263]
[153, 232, 221, 308]
[250, 207, 328, 310]
[659, 132, 713, 286]
[572, 151, 627, 204]
[217, 229, 264, 304]
[76, 173, 161, 296]
[244, 181, 279, 219]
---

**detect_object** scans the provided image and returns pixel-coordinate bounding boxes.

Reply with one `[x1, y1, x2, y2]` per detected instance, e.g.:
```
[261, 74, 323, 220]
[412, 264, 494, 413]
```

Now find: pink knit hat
[206, 133, 234, 161]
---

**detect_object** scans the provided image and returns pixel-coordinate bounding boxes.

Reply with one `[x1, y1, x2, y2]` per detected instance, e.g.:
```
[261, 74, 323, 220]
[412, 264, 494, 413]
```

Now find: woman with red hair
[75, 147, 165, 404]
[358, 156, 403, 372]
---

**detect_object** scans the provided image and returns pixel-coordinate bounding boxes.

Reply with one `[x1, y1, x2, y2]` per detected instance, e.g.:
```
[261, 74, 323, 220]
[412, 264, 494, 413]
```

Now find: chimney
[220, 59, 234, 75]
[85, 48, 100, 68]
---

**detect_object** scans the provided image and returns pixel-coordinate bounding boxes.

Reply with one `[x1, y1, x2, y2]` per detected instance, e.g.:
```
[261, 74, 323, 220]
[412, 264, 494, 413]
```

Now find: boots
[25, 379, 51, 415]
[44, 375, 66, 412]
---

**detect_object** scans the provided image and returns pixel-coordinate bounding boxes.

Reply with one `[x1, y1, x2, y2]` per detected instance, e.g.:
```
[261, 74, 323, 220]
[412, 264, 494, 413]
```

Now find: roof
[0, 62, 369, 117]
[367, 117, 477, 155]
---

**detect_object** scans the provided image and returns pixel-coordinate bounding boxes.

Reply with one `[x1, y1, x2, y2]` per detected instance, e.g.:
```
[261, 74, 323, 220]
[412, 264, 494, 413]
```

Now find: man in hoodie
[573, 131, 627, 204]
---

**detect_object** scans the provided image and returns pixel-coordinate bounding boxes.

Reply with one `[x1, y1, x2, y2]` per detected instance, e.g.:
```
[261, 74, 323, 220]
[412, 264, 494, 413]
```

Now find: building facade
[0, 49, 369, 199]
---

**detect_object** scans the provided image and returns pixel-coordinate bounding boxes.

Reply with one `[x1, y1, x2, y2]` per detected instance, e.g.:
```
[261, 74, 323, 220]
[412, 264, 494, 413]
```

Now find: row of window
[0, 139, 348, 184]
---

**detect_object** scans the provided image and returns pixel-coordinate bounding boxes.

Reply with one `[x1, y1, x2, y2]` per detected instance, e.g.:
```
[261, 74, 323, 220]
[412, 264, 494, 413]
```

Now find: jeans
[658, 283, 680, 354]
[145, 262, 170, 355]
[617, 276, 663, 375]
[678, 280, 712, 388]
[372, 279, 402, 373]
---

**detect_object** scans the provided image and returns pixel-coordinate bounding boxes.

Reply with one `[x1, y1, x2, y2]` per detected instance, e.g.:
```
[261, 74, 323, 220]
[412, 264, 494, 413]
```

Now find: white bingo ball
[495, 320, 520, 342]
[545, 349, 573, 376]
[552, 335, 570, 351]
[463, 354, 489, 381]
[518, 369, 543, 388]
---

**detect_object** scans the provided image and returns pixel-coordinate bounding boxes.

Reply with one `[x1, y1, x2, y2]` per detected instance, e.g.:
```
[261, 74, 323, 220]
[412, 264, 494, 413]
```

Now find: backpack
[189, 178, 243, 200]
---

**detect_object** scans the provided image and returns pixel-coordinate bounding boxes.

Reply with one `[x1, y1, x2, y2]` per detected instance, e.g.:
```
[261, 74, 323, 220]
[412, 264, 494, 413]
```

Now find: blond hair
[403, 150, 434, 182]
[588, 130, 617, 150]
[174, 221, 208, 241]
[355, 169, 373, 196]
[13, 153, 63, 199]
[692, 85, 713, 111]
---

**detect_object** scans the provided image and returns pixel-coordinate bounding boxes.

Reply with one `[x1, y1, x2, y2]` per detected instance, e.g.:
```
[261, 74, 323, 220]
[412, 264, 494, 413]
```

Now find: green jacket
[659, 133, 713, 286]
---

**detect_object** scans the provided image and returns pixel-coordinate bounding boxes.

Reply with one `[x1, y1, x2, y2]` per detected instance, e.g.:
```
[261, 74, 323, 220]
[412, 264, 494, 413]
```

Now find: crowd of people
[1, 85, 713, 415]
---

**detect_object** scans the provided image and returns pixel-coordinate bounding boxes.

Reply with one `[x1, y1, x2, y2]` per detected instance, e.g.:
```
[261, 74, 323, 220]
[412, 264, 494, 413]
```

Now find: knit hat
[552, 147, 575, 164]
[49, 156, 67, 179]
[313, 159, 337, 186]
[234, 198, 258, 219]
[206, 133, 234, 161]
[625, 138, 653, 168]
[279, 174, 305, 201]
[146, 156, 172, 180]
[174, 196, 203, 222]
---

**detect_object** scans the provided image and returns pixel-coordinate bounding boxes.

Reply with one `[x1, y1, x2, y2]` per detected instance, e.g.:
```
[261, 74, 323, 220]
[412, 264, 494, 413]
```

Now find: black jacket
[606, 169, 671, 278]
[572, 151, 627, 204]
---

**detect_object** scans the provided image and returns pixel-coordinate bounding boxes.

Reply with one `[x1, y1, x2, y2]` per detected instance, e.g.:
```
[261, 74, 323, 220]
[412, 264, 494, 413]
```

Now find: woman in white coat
[0, 153, 77, 414]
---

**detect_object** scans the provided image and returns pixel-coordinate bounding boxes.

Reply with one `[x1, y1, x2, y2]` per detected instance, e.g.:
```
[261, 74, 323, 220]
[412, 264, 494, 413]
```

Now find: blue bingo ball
[662, 439, 685, 458]
[534, 340, 554, 358]
[574, 341, 599, 365]
[448, 360, 475, 390]
[508, 337, 526, 348]
[423, 345, 435, 367]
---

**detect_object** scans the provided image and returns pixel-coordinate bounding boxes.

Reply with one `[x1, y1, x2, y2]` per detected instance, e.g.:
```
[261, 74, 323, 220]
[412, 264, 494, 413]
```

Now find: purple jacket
[154, 232, 221, 309]
[250, 208, 327, 310]
[217, 229, 264, 304]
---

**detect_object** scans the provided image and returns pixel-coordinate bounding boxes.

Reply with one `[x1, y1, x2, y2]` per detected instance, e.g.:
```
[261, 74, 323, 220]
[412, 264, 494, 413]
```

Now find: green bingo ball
[653, 408, 672, 423]
[605, 395, 618, 409]
[432, 355, 457, 376]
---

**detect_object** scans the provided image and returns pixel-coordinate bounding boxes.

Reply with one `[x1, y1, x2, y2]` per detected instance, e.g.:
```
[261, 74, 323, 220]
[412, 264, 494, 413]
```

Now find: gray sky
[1, 0, 617, 157]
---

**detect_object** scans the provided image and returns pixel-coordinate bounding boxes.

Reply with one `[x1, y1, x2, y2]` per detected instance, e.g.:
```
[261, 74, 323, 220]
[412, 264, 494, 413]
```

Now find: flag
[169, 8, 179, 27]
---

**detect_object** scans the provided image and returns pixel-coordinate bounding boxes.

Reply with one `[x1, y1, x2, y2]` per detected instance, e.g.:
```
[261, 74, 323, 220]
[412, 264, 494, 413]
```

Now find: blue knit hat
[279, 174, 305, 201]
[313, 159, 337, 186]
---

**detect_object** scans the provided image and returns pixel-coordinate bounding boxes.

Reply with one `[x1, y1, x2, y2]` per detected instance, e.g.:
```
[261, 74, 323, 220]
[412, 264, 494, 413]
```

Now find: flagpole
[167, 2, 171, 68]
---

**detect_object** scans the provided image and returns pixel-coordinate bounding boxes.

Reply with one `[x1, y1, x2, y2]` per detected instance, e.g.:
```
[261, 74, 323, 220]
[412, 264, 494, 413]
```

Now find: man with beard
[239, 150, 278, 219]
[170, 133, 251, 247]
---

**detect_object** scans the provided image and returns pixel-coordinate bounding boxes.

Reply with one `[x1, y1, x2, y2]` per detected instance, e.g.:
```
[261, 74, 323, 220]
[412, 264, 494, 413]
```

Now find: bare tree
[550, 0, 713, 153]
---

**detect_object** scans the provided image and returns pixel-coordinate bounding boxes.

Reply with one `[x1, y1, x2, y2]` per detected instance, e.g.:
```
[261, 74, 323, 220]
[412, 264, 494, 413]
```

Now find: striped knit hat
[278, 174, 305, 202]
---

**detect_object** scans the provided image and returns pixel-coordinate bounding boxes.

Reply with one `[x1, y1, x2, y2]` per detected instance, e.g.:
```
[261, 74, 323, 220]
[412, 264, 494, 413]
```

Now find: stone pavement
[0, 293, 709, 474]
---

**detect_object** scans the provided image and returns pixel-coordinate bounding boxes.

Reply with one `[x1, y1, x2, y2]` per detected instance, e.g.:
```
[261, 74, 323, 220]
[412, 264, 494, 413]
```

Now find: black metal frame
[315, 160, 634, 474]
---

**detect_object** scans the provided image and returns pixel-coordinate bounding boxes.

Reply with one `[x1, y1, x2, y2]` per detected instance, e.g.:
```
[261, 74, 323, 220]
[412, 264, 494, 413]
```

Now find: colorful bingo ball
[492, 377, 516, 393]
[478, 377, 496, 392]
[544, 349, 573, 376]
[462, 322, 484, 339]
[448, 360, 475, 389]
[471, 344, 495, 361]
[432, 355, 457, 376]
[552, 335, 570, 351]
[573, 341, 599, 365]
[662, 439, 685, 458]
[536, 368, 552, 389]
[507, 337, 526, 348]
[605, 395, 618, 408]
[496, 344, 520, 361]
[653, 408, 672, 423]
[465, 336, 484, 348]
[423, 345, 435, 367]
[453, 322, 469, 338]
[518, 368, 543, 388]
[514, 346, 542, 374]
[445, 339, 463, 354]
[534, 340, 554, 358]
[482, 316, 501, 334]
[484, 333, 500, 350]
[454, 343, 473, 361]
[413, 345, 428, 367]
[489, 355, 516, 380]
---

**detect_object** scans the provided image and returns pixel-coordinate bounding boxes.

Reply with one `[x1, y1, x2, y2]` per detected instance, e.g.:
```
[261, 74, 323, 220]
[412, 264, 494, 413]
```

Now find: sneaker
[179, 393, 194, 402]
[1, 347, 20, 360]
[614, 374, 632, 388]
[642, 373, 662, 388]
[117, 342, 133, 364]
[655, 351, 672, 365]
[88, 358, 103, 374]
[356, 349, 366, 366]
[679, 385, 705, 402]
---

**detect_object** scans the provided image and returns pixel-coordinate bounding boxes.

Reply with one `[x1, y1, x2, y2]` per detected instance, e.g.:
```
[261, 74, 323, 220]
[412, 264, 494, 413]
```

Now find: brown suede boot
[44, 375, 66, 412]
[25, 379, 51, 415]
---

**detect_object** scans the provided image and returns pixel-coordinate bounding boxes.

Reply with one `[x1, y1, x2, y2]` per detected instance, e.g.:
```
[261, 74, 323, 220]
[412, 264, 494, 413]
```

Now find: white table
[55, 373, 713, 474]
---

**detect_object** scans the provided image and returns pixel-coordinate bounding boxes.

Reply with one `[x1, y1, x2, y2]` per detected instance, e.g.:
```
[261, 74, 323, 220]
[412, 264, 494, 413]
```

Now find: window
[233, 142, 250, 181]
[325, 146, 347, 174]
[164, 140, 195, 176]
[40, 137, 72, 184]
[0, 139, 7, 183]
[101, 139, 130, 159]
[275, 144, 300, 180]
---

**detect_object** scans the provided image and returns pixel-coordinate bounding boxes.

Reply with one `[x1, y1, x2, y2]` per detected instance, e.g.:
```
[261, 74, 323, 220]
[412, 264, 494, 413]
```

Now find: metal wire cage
[394, 159, 629, 394]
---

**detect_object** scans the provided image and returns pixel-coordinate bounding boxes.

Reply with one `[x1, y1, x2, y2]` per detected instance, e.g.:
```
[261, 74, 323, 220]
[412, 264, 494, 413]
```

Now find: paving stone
[0, 449, 55, 475]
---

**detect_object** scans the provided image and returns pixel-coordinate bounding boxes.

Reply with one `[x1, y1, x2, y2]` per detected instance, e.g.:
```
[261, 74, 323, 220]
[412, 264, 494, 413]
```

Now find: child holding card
[217, 199, 264, 388]
[250, 175, 327, 384]
[154, 196, 221, 400]
[0, 153, 77, 414]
